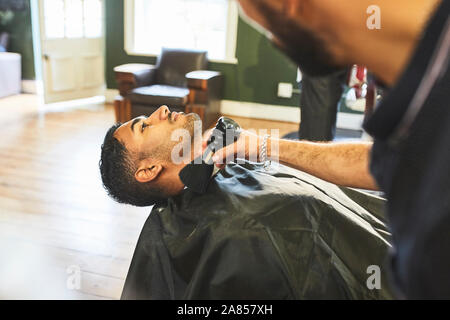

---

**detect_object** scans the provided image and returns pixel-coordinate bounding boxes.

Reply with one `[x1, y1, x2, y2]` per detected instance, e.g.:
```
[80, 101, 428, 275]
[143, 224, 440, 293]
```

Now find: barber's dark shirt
[363, 0, 450, 299]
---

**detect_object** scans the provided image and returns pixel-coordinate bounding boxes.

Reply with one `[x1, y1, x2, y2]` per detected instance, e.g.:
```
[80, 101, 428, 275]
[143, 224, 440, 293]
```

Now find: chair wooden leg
[124, 98, 132, 122]
[187, 89, 210, 131]
[114, 96, 132, 123]
[114, 96, 123, 123]
[186, 90, 196, 116]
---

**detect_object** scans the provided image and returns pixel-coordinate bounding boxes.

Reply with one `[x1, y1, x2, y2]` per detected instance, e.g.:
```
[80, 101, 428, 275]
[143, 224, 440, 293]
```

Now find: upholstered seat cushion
[129, 85, 190, 107]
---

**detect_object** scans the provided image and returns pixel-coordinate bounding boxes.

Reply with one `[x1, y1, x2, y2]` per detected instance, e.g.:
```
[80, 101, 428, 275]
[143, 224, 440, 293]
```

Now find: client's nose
[157, 105, 170, 121]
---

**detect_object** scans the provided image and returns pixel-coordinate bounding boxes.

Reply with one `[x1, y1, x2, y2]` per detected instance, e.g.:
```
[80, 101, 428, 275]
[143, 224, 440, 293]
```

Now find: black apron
[122, 162, 394, 299]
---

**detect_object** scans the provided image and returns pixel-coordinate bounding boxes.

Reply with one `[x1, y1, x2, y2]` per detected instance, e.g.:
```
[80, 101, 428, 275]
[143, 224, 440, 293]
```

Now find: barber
[210, 0, 450, 299]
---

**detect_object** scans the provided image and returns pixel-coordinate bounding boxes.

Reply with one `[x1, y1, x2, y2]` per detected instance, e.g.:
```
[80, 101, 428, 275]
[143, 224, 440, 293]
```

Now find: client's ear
[135, 159, 163, 183]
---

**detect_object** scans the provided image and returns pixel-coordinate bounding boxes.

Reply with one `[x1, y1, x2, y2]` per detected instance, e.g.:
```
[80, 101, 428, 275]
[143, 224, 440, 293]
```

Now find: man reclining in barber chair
[99, 105, 394, 300]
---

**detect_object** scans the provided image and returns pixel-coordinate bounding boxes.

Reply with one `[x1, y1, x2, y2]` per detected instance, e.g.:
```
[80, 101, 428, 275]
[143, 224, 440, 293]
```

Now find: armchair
[113, 48, 223, 130]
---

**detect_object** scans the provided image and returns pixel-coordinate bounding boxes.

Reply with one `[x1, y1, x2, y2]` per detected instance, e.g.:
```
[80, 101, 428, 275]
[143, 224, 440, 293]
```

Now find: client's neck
[164, 145, 199, 196]
[161, 162, 187, 197]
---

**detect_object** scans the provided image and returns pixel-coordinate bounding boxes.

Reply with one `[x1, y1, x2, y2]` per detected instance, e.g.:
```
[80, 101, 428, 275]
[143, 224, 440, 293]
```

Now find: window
[125, 0, 238, 63]
[43, 0, 103, 39]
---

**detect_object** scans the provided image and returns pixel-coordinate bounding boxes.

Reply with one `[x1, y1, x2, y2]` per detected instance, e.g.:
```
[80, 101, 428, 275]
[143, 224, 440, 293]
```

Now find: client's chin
[183, 112, 202, 135]
[186, 112, 201, 123]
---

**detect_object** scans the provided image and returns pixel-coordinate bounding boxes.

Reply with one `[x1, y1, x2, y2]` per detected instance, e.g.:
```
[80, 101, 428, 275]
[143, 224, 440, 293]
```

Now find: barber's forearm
[268, 138, 379, 190]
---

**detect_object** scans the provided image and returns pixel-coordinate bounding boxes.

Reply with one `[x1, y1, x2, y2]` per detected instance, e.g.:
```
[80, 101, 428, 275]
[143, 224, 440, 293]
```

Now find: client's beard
[140, 113, 203, 165]
[184, 113, 203, 161]
[184, 113, 202, 138]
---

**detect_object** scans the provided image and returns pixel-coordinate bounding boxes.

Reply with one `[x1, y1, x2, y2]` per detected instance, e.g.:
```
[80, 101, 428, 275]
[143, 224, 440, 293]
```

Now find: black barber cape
[122, 162, 394, 299]
[364, 0, 450, 299]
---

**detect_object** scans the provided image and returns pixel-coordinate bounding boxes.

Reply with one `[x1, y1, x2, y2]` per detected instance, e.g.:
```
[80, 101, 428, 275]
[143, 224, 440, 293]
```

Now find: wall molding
[21, 80, 38, 94]
[221, 100, 364, 130]
[220, 100, 301, 123]
[336, 112, 365, 131]
[105, 89, 119, 104]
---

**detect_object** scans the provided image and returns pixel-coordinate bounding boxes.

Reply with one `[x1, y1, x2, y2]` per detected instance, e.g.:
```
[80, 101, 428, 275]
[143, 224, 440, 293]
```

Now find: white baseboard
[105, 89, 119, 104]
[221, 100, 364, 130]
[21, 80, 44, 95]
[21, 80, 37, 94]
[41, 95, 106, 113]
[220, 100, 301, 123]
[336, 112, 365, 131]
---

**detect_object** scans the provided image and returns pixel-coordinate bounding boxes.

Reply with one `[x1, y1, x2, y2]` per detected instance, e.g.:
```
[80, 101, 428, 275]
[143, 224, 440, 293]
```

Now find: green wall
[0, 0, 35, 80]
[105, 0, 299, 107]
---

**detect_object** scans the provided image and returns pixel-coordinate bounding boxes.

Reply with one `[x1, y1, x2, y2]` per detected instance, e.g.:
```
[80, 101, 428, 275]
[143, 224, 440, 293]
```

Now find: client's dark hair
[99, 123, 165, 207]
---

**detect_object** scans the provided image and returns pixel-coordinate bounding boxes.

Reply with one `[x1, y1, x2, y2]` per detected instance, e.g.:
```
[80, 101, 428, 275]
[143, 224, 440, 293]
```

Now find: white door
[39, 0, 105, 103]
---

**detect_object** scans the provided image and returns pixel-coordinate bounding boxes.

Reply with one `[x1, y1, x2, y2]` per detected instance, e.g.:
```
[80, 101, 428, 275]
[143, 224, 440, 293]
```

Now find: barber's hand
[202, 129, 262, 169]
[202, 128, 215, 148]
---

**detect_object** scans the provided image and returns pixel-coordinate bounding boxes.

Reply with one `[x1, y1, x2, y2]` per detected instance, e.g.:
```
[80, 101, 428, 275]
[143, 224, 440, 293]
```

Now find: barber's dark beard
[256, 2, 345, 76]
[273, 32, 344, 77]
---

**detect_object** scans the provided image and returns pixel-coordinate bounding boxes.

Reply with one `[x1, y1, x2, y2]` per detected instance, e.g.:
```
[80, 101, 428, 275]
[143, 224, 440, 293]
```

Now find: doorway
[33, 0, 105, 104]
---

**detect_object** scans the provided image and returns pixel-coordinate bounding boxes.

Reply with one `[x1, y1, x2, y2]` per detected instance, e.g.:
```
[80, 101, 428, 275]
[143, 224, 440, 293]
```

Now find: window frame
[124, 0, 239, 64]
[42, 0, 103, 40]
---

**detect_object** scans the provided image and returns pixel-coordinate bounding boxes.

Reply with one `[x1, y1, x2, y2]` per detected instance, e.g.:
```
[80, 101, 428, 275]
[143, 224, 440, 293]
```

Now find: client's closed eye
[141, 120, 151, 132]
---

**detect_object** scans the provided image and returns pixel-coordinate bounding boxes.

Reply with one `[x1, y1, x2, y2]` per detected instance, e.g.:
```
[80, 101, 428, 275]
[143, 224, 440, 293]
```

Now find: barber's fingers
[202, 128, 214, 151]
[212, 143, 238, 168]
[212, 130, 261, 167]
[210, 134, 241, 170]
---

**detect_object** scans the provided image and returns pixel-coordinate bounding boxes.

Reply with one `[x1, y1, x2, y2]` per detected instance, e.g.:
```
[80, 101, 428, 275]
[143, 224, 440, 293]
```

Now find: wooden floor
[0, 94, 299, 300]
[0, 95, 148, 299]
